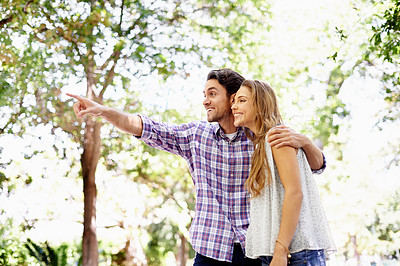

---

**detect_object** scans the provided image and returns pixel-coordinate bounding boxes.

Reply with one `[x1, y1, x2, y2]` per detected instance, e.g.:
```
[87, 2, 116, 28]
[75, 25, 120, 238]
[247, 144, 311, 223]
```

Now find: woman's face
[232, 86, 257, 132]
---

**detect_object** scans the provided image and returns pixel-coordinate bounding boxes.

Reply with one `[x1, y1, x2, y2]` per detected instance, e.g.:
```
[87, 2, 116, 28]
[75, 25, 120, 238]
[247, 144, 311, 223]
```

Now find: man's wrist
[100, 106, 115, 120]
[300, 134, 313, 149]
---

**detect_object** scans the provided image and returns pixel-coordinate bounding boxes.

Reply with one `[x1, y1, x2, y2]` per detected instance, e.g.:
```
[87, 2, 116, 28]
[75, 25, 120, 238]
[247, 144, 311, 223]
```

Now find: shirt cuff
[312, 153, 326, 174]
[134, 114, 153, 141]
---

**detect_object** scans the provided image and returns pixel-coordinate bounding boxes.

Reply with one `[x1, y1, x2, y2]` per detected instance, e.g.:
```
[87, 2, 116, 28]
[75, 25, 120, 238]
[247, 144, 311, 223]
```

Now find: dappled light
[1, 0, 399, 265]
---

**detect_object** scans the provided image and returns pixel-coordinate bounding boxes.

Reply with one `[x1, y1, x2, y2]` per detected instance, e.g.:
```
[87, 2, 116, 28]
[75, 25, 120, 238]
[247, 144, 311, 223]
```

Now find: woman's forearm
[276, 189, 303, 249]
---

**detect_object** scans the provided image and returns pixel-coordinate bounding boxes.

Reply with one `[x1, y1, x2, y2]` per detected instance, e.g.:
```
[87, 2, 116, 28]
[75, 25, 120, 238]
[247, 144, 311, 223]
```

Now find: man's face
[203, 79, 233, 123]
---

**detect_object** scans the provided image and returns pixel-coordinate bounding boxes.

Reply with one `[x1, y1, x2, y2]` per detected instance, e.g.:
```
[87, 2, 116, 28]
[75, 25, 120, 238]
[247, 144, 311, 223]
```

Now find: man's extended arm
[67, 93, 143, 136]
[267, 125, 324, 171]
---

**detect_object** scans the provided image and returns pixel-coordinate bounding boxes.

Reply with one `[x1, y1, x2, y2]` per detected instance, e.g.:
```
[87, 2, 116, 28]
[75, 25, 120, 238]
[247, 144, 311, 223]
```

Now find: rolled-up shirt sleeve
[134, 114, 194, 159]
[312, 153, 326, 174]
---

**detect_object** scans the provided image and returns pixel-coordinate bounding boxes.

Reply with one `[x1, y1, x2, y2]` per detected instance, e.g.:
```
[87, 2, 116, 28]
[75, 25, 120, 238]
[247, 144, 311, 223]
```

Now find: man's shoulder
[185, 120, 216, 130]
[186, 121, 218, 136]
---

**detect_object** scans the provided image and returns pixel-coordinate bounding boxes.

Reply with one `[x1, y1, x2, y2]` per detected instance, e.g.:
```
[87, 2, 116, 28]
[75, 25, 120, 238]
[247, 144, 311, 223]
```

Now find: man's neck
[218, 117, 237, 134]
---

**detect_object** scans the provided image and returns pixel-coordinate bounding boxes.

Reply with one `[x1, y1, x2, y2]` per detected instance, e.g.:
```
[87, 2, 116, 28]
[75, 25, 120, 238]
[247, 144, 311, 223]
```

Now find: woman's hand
[270, 246, 289, 266]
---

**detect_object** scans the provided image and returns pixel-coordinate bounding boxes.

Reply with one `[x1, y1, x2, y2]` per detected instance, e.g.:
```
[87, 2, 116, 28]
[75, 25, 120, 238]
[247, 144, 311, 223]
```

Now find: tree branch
[24, 0, 34, 13]
[0, 16, 13, 29]
[119, 0, 125, 32]
[99, 51, 120, 99]
[0, 0, 34, 28]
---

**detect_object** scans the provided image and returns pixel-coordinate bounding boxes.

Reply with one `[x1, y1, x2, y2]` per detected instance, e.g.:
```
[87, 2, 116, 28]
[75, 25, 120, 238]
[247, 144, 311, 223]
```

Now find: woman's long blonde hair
[242, 80, 283, 198]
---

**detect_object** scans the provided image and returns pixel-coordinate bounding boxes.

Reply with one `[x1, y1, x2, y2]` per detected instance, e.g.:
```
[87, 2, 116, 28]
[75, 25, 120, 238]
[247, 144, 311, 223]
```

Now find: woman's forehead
[236, 86, 251, 96]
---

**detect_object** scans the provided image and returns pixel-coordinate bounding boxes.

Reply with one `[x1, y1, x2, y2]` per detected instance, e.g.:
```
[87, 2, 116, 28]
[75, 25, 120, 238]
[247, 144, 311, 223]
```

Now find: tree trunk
[81, 75, 102, 265]
[124, 228, 147, 265]
[176, 233, 188, 266]
[81, 115, 101, 266]
[350, 235, 360, 266]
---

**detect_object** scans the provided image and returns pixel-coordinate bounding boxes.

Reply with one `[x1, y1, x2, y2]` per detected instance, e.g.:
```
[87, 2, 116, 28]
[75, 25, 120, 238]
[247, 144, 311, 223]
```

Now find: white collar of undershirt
[225, 132, 237, 140]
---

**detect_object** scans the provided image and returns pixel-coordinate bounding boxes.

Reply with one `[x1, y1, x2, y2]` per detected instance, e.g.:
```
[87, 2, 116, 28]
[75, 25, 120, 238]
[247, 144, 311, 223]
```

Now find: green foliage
[367, 191, 400, 258]
[2, 0, 264, 263]
[369, 0, 400, 64]
[311, 64, 350, 147]
[0, 0, 267, 136]
[0, 218, 29, 265]
[24, 239, 81, 266]
[0, 171, 7, 190]
[56, 244, 70, 266]
[363, 0, 400, 122]
[0, 71, 13, 106]
[191, 0, 270, 68]
[145, 219, 193, 266]
[25, 238, 58, 266]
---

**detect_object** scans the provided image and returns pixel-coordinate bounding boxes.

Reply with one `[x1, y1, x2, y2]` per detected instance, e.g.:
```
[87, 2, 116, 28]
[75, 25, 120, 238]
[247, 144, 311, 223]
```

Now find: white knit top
[245, 141, 336, 258]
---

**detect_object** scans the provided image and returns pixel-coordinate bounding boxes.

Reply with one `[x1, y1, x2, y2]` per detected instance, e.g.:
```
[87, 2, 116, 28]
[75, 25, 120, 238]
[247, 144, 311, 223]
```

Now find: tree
[367, 0, 400, 122]
[319, 1, 400, 261]
[363, 2, 400, 254]
[331, 0, 400, 145]
[367, 191, 400, 261]
[0, 0, 267, 264]
[364, 0, 400, 168]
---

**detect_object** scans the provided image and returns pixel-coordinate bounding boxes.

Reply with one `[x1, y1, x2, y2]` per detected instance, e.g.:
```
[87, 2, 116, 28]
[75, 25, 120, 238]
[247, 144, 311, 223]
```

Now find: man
[68, 68, 325, 265]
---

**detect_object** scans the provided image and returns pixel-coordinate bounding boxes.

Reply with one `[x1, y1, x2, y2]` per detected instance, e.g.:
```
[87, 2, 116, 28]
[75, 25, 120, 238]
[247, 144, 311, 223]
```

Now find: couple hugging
[68, 68, 335, 266]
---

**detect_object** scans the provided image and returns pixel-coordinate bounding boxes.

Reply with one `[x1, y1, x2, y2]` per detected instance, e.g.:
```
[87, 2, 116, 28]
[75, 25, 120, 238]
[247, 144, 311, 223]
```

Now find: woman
[231, 80, 335, 265]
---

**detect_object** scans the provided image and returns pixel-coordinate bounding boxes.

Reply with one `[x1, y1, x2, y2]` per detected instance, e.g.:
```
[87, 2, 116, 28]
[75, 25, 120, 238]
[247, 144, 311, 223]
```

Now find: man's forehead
[204, 79, 226, 93]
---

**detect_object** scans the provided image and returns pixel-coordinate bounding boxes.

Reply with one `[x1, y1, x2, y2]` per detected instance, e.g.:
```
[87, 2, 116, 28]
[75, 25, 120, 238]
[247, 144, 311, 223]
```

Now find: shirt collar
[211, 123, 244, 141]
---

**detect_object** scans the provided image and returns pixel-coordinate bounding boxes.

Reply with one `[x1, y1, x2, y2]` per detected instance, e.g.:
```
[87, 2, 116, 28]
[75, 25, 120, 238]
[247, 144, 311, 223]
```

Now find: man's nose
[203, 97, 210, 106]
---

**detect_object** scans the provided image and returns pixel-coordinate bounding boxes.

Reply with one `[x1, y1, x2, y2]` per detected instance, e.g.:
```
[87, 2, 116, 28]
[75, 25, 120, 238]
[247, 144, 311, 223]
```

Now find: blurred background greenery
[0, 0, 399, 265]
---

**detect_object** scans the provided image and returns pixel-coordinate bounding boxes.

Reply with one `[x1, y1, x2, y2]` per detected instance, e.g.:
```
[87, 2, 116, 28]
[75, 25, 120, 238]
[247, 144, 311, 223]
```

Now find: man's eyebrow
[204, 87, 218, 94]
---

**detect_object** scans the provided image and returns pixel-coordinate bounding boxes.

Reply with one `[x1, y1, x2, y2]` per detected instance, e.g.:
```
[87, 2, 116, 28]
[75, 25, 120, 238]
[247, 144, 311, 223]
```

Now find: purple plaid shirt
[136, 115, 326, 262]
